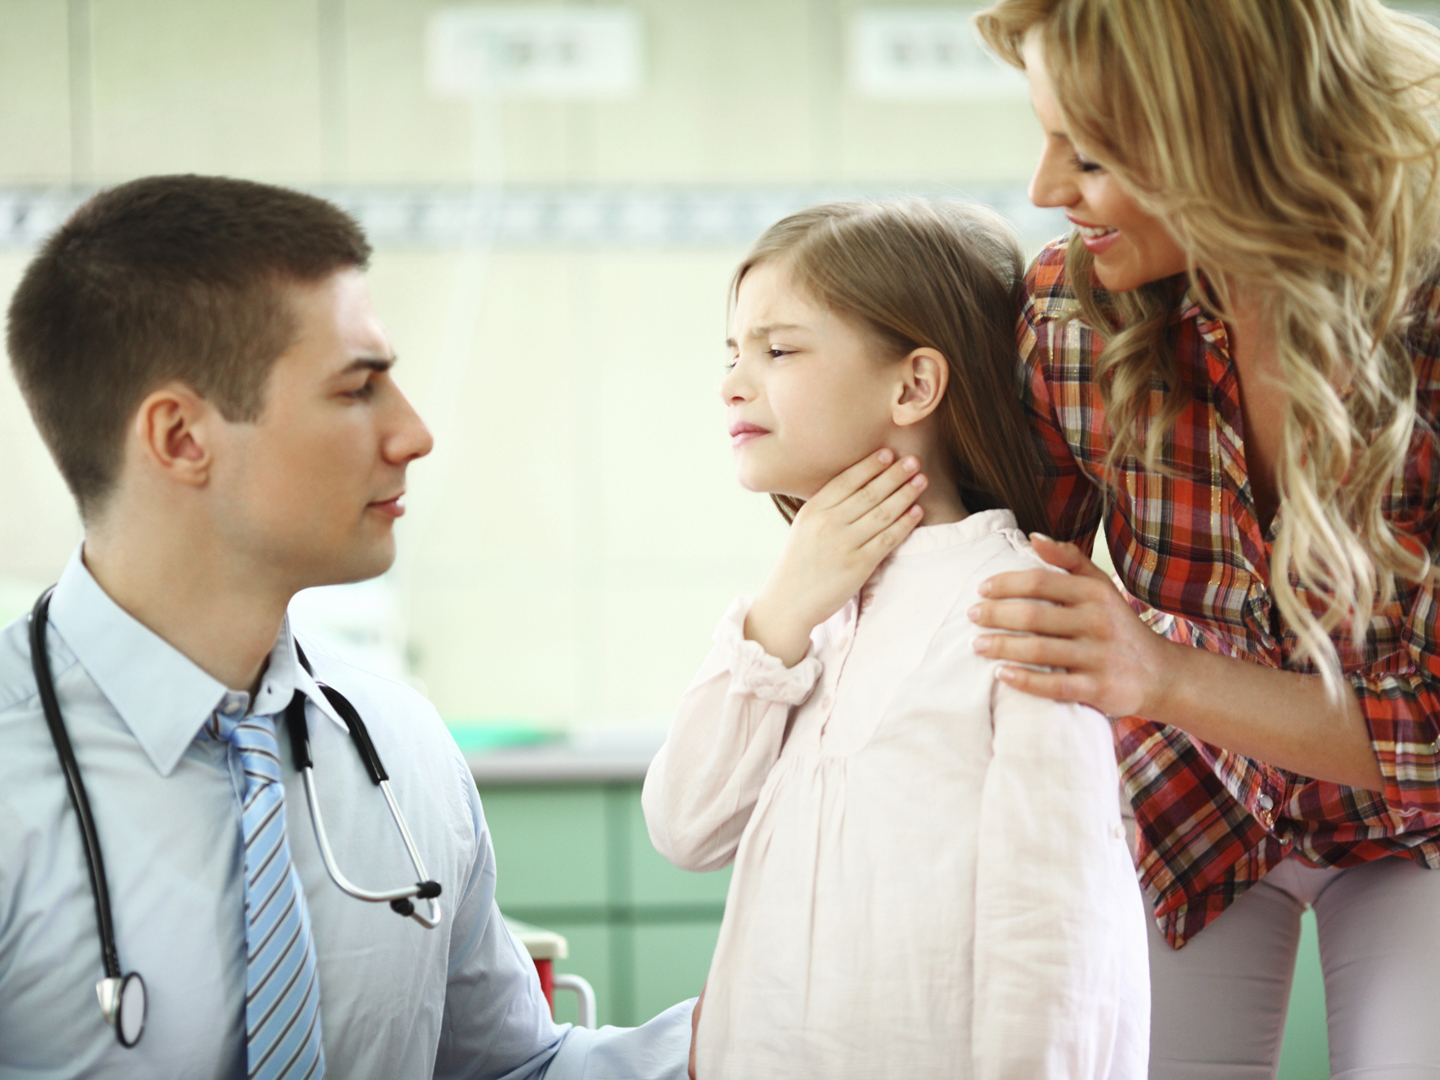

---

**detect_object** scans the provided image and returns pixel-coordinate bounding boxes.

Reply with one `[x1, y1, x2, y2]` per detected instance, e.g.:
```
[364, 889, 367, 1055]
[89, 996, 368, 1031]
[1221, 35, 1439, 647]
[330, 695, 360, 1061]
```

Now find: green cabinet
[478, 781, 729, 1027]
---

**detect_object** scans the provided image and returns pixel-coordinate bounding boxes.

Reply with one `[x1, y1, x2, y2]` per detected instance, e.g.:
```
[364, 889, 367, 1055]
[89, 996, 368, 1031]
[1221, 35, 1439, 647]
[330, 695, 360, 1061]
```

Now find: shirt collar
[46, 545, 348, 778]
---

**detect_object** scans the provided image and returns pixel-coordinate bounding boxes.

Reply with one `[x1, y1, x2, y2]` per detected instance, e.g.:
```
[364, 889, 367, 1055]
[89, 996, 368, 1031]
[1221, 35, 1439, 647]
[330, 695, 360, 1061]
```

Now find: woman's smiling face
[721, 259, 898, 500]
[1022, 31, 1189, 292]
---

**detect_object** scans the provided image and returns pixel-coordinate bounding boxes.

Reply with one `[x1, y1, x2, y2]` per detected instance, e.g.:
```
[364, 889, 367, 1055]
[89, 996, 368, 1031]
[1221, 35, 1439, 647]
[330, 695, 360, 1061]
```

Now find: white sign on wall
[427, 6, 643, 99]
[848, 8, 1027, 100]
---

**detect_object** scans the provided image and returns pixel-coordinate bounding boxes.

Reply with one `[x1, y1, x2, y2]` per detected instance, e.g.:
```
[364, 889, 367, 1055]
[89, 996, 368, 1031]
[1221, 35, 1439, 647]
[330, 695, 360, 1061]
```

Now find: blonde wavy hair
[978, 0, 1440, 690]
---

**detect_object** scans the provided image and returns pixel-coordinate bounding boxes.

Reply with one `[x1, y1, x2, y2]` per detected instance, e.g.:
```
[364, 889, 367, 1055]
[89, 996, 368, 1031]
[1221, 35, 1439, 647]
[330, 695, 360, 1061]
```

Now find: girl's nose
[719, 362, 754, 405]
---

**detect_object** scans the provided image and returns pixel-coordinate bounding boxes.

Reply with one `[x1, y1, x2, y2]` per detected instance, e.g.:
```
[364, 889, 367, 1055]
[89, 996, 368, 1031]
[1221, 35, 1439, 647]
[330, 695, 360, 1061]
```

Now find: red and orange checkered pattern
[1020, 239, 1440, 948]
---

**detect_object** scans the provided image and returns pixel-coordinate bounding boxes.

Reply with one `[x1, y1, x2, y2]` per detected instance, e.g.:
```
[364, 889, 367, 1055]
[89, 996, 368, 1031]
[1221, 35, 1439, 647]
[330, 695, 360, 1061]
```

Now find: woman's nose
[1028, 143, 1078, 210]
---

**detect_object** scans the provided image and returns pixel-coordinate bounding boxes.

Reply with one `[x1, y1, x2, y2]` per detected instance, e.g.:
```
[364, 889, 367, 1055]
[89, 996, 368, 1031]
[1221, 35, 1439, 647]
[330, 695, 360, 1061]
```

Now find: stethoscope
[29, 588, 444, 1050]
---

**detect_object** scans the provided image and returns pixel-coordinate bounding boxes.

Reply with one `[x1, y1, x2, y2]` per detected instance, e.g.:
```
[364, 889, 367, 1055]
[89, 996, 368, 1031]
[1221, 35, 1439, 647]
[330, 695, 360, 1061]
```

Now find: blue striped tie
[213, 705, 326, 1080]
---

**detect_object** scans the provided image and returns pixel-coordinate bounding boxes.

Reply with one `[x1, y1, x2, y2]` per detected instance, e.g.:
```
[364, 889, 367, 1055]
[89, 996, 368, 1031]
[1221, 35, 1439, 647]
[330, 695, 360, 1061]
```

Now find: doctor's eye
[345, 379, 378, 400]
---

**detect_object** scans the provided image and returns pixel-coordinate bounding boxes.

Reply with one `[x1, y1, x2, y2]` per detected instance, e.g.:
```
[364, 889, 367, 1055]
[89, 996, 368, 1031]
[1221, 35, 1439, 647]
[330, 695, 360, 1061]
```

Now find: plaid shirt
[1020, 239, 1440, 948]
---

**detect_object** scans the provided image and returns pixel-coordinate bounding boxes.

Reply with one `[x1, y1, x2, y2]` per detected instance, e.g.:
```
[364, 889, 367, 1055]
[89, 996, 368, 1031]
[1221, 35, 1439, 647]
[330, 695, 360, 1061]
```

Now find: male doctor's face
[207, 268, 434, 591]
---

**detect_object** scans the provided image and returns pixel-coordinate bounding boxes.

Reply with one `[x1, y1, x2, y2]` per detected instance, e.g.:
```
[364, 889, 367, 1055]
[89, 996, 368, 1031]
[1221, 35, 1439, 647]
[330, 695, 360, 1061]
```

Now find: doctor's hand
[967, 533, 1174, 719]
[745, 449, 926, 667]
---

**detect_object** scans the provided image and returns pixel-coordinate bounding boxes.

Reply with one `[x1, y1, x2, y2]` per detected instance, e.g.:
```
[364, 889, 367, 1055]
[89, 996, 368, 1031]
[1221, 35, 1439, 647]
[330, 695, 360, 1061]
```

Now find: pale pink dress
[643, 510, 1149, 1080]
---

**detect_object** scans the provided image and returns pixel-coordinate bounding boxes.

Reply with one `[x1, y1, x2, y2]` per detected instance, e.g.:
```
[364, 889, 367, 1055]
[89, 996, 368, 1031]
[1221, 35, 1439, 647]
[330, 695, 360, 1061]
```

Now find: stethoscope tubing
[28, 589, 444, 1049]
[29, 589, 144, 1046]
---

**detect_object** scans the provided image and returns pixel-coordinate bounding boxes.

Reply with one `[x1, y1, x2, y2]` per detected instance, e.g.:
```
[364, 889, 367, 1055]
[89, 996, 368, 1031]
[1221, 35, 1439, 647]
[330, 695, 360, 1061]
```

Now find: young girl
[642, 201, 1149, 1079]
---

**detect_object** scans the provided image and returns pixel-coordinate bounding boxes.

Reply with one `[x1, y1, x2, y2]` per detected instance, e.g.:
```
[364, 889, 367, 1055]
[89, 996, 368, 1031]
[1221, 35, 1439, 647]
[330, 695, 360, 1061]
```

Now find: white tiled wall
[0, 0, 1049, 727]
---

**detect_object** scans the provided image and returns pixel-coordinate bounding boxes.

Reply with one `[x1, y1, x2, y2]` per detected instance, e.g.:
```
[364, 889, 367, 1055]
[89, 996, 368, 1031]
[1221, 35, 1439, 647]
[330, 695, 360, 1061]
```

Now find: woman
[968, 1, 1440, 1075]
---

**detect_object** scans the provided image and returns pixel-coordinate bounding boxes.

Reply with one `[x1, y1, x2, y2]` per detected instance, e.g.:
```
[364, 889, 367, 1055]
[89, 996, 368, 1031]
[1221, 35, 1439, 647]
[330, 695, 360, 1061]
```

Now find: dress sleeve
[1017, 249, 1105, 555]
[971, 679, 1150, 1080]
[642, 596, 822, 873]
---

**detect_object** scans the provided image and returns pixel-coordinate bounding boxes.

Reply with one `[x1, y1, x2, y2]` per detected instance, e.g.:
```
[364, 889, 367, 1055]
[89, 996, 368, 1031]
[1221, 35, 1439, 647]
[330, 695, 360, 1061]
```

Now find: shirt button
[1112, 824, 1125, 841]
[820, 693, 833, 710]
[1258, 793, 1275, 811]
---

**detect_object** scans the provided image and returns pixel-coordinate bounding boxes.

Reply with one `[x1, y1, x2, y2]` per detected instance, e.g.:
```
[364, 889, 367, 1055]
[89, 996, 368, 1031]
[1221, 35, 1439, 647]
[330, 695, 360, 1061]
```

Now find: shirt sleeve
[970, 679, 1150, 1080]
[434, 778, 693, 1080]
[1351, 600, 1440, 823]
[642, 596, 822, 873]
[1017, 248, 1106, 555]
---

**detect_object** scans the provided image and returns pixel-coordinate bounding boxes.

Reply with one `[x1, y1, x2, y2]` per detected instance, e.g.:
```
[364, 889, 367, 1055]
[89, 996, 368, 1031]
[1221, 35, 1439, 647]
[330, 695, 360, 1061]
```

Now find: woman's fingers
[976, 567, 1104, 608]
[994, 665, 1099, 705]
[969, 597, 1093, 639]
[1028, 533, 1113, 582]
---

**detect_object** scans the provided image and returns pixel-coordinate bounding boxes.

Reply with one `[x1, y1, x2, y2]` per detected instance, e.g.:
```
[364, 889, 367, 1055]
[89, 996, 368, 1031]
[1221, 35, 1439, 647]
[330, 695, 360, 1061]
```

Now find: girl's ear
[892, 348, 949, 427]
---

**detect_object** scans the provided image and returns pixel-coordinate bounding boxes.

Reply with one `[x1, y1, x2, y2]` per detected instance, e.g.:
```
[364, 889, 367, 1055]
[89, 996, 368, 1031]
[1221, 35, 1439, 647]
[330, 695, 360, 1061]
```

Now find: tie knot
[219, 711, 284, 795]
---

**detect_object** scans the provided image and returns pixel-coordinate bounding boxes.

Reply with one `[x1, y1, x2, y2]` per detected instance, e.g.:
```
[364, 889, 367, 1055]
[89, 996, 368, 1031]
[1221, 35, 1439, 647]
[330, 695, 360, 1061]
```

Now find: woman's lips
[369, 495, 406, 518]
[728, 422, 769, 448]
[1070, 218, 1122, 255]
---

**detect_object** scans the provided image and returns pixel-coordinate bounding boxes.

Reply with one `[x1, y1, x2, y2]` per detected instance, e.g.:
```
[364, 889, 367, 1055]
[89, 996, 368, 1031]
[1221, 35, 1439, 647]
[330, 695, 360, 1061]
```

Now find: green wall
[480, 781, 727, 1027]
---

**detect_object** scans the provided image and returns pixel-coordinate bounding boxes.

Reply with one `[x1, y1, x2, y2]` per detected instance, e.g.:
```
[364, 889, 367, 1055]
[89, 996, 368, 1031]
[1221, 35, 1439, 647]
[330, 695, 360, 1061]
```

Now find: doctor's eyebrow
[339, 356, 396, 376]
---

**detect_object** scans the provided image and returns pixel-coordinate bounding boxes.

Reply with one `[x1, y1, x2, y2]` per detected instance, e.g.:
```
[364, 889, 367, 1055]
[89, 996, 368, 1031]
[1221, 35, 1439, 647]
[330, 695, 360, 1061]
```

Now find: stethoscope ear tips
[389, 880, 443, 918]
[97, 971, 146, 1047]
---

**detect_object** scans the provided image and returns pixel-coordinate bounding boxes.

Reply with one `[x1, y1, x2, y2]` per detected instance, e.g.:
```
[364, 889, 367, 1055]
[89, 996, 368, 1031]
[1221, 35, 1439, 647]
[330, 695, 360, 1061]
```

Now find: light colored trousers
[1140, 844, 1440, 1079]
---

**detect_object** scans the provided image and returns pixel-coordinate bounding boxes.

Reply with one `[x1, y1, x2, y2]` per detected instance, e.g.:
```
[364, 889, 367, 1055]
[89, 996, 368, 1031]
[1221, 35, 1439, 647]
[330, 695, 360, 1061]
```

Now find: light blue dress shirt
[0, 548, 693, 1079]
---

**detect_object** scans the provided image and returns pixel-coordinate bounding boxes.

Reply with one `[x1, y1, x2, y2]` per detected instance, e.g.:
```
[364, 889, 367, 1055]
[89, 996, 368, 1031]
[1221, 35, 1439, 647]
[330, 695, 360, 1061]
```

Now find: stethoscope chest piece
[97, 972, 146, 1047]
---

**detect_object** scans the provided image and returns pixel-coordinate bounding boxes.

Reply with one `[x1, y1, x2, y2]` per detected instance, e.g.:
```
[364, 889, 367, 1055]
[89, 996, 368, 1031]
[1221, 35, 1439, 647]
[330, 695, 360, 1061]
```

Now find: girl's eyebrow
[725, 323, 810, 348]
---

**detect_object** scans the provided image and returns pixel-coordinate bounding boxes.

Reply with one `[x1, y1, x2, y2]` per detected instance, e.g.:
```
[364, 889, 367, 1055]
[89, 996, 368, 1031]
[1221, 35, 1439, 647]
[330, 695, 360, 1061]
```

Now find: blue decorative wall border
[0, 184, 1066, 251]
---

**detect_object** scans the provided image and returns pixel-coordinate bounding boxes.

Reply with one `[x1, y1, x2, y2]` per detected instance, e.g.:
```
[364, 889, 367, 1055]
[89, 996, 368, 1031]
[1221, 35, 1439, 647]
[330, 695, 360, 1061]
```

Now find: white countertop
[466, 729, 667, 785]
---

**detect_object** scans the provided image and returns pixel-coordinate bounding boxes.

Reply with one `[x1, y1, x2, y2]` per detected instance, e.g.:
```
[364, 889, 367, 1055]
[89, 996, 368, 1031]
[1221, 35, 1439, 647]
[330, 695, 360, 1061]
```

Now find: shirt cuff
[713, 597, 822, 704]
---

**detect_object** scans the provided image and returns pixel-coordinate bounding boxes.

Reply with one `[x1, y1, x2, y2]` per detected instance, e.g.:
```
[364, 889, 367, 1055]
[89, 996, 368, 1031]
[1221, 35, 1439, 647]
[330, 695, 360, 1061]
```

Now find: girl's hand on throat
[744, 449, 927, 667]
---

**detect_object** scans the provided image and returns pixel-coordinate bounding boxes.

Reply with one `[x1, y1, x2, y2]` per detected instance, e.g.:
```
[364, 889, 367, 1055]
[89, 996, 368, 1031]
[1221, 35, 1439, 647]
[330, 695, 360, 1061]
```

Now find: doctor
[0, 174, 694, 1079]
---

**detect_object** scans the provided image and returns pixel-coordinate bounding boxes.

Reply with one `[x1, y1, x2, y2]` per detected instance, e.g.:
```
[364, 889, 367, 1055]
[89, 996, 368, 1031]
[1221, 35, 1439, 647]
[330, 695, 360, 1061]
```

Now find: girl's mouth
[728, 421, 769, 447]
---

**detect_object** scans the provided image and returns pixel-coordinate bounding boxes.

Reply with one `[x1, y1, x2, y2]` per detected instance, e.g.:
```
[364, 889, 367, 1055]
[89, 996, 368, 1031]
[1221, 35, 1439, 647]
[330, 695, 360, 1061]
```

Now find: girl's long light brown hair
[978, 0, 1440, 691]
[731, 200, 1049, 536]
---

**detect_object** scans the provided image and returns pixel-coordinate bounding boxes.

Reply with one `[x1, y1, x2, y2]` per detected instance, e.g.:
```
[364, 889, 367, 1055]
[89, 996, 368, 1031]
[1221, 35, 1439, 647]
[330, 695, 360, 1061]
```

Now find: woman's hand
[745, 449, 927, 666]
[968, 534, 1177, 717]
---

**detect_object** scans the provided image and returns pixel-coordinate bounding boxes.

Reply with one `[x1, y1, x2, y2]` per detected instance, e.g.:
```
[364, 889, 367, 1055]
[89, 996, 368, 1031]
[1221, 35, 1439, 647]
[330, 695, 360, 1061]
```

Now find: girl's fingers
[837, 456, 922, 523]
[811, 449, 899, 509]
[853, 469, 927, 537]
[859, 502, 924, 558]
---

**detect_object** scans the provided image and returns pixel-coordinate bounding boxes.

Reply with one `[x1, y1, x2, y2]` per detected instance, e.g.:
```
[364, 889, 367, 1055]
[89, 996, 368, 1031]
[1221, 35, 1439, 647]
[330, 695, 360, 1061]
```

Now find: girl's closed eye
[1071, 152, 1103, 174]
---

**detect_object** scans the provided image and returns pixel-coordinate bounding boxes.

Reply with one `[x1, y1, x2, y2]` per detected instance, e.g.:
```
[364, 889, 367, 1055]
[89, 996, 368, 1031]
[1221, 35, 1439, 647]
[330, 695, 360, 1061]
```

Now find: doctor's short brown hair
[6, 174, 372, 518]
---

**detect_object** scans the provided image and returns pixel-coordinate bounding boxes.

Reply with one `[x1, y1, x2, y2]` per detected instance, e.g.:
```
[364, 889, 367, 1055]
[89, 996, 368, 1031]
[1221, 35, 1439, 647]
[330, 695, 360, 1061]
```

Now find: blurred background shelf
[471, 730, 727, 1028]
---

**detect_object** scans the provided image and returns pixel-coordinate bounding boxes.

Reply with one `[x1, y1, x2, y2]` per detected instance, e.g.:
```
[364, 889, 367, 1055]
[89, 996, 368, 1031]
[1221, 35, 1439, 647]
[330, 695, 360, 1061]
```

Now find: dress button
[1258, 793, 1275, 812]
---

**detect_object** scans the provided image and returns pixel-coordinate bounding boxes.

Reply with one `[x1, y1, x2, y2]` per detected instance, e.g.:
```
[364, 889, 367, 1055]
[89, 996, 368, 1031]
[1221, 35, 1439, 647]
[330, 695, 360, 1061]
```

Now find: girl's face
[723, 259, 899, 499]
[1022, 33, 1189, 292]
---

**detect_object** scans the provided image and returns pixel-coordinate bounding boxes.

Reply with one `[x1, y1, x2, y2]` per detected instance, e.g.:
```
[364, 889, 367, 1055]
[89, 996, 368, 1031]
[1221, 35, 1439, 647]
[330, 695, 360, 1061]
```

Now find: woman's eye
[1071, 153, 1103, 174]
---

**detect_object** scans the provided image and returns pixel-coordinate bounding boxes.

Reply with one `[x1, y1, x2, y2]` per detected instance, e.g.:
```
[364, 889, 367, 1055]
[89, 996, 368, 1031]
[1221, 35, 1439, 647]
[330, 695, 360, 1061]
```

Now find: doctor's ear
[131, 382, 217, 488]
[892, 348, 950, 428]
